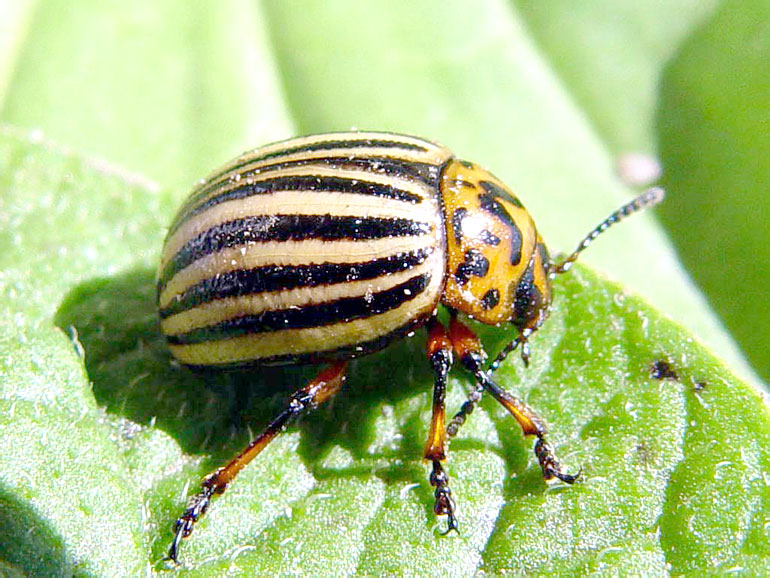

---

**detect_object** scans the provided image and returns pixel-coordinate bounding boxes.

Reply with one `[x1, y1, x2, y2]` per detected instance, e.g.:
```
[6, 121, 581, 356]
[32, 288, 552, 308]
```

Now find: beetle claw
[166, 484, 216, 563]
[535, 436, 581, 485]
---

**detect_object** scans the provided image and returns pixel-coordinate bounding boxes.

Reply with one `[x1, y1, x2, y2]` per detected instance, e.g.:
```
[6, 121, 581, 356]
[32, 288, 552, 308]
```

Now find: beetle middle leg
[168, 360, 348, 563]
[445, 315, 579, 485]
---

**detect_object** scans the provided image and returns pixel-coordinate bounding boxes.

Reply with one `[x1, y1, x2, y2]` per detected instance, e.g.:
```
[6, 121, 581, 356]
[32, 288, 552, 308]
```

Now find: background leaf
[0, 1, 768, 575]
[657, 0, 770, 384]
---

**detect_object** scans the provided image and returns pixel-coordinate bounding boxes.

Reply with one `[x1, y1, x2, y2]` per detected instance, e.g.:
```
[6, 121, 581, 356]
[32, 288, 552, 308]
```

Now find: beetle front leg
[447, 316, 579, 485]
[423, 318, 458, 534]
[168, 361, 348, 563]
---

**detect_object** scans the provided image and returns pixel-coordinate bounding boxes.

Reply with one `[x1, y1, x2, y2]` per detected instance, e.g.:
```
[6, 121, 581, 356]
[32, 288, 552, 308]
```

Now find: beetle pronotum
[158, 132, 664, 561]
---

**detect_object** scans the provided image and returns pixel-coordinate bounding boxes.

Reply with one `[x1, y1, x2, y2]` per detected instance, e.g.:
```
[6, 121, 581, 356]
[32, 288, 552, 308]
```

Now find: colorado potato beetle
[158, 131, 664, 561]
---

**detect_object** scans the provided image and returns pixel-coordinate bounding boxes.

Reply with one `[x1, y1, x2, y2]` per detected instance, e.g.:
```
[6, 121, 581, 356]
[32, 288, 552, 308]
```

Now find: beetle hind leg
[167, 361, 348, 563]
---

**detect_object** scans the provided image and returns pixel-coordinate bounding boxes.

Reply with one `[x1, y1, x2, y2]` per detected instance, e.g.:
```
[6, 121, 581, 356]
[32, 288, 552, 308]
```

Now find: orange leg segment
[424, 318, 457, 533]
[168, 361, 348, 563]
[445, 314, 579, 485]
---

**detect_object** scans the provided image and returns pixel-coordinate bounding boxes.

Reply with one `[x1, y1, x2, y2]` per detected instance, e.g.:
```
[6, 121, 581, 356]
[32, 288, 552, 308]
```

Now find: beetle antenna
[489, 187, 665, 374]
[550, 187, 665, 277]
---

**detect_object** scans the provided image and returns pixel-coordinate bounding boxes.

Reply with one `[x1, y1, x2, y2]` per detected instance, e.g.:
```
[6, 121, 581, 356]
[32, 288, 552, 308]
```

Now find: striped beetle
[159, 132, 664, 561]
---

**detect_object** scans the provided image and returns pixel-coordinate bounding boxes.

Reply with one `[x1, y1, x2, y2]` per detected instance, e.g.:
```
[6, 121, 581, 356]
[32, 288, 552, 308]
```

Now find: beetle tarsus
[430, 460, 458, 534]
[167, 483, 217, 563]
[534, 436, 581, 484]
[440, 507, 459, 536]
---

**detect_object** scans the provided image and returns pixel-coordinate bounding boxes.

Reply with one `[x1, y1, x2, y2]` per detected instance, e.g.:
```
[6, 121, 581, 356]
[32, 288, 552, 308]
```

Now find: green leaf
[513, 0, 723, 155]
[0, 1, 768, 575]
[0, 0, 294, 191]
[505, 0, 770, 382]
[0, 132, 161, 576]
[2, 127, 768, 574]
[657, 0, 770, 383]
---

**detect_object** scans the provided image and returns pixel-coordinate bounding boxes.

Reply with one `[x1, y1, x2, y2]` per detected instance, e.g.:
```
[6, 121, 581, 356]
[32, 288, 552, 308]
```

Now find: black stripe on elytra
[247, 137, 429, 163]
[178, 156, 441, 229]
[159, 247, 433, 319]
[263, 156, 439, 184]
[183, 317, 427, 369]
[189, 155, 440, 205]
[171, 172, 426, 237]
[478, 191, 523, 265]
[160, 214, 432, 289]
[166, 272, 430, 345]
[454, 248, 489, 286]
[197, 137, 432, 196]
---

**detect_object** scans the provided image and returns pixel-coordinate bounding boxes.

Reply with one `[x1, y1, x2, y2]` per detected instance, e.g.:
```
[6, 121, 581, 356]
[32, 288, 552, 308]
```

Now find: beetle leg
[449, 324, 534, 437]
[447, 316, 579, 485]
[446, 330, 528, 438]
[446, 382, 483, 439]
[168, 361, 348, 563]
[423, 318, 458, 534]
[444, 314, 486, 439]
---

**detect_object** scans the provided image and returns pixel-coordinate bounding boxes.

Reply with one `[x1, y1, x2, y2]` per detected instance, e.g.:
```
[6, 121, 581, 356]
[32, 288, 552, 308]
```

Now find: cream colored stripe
[161, 187, 438, 271]
[158, 235, 440, 309]
[161, 256, 438, 336]
[167, 266, 444, 366]
[243, 145, 447, 171]
[184, 163, 436, 225]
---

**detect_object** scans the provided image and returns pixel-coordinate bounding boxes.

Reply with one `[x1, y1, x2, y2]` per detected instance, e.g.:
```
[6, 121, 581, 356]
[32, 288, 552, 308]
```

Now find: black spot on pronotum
[650, 360, 679, 381]
[480, 288, 500, 310]
[479, 230, 501, 246]
[453, 179, 475, 190]
[536, 242, 550, 271]
[452, 208, 468, 243]
[454, 249, 489, 285]
[511, 258, 542, 328]
[477, 191, 523, 265]
[478, 180, 523, 208]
